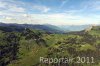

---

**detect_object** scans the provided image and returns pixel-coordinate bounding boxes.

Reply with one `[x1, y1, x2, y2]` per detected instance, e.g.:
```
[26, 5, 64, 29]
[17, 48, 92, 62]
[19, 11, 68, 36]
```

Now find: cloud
[33, 5, 50, 13]
[92, 0, 100, 10]
[0, 0, 26, 13]
[1, 12, 99, 25]
[60, 0, 69, 8]
[0, 1, 6, 8]
[5, 17, 13, 20]
[80, 0, 100, 11]
[0, 0, 50, 13]
[8, 6, 25, 13]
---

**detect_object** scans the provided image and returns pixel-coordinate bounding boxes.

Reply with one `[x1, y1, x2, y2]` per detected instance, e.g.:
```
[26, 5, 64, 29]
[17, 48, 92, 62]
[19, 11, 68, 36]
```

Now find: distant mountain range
[0, 22, 94, 33]
[58, 25, 91, 31]
[0, 23, 65, 33]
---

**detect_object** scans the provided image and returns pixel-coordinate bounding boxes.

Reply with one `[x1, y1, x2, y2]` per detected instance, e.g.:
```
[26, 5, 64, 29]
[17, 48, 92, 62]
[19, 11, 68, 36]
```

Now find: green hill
[0, 26, 100, 66]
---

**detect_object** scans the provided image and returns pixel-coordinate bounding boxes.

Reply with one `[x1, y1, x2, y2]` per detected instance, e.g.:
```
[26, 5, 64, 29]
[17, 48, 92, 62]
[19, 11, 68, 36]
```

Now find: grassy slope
[8, 26, 100, 66]
[8, 36, 47, 66]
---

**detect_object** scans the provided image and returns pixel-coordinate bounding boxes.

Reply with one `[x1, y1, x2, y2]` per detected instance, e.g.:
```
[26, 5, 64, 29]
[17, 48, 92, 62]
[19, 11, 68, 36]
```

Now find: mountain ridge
[0, 23, 65, 33]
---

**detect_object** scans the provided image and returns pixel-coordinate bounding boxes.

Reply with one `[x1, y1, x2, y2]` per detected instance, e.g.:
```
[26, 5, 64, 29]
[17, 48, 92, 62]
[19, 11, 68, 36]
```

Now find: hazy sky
[0, 0, 100, 25]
